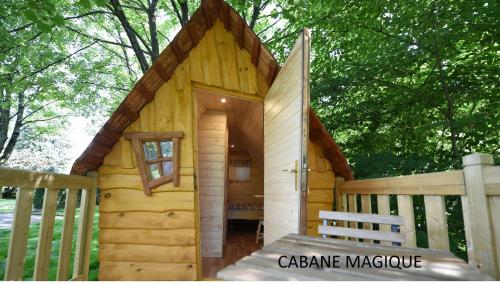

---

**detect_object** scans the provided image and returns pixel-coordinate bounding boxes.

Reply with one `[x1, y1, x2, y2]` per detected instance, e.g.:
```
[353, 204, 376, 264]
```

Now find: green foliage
[33, 188, 45, 210]
[1, 187, 17, 199]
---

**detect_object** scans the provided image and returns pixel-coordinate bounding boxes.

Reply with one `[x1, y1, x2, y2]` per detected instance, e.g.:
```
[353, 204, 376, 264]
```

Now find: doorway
[195, 88, 264, 278]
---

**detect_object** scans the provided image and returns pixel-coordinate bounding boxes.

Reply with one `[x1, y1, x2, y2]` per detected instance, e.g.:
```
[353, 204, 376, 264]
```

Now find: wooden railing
[1, 167, 98, 281]
[335, 153, 500, 280]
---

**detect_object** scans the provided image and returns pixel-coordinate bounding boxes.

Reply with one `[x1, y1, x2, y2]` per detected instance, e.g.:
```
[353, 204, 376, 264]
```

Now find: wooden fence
[335, 153, 500, 280]
[0, 167, 98, 281]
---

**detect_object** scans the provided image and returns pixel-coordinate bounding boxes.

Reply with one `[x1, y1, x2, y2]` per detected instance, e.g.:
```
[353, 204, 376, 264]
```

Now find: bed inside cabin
[195, 88, 264, 278]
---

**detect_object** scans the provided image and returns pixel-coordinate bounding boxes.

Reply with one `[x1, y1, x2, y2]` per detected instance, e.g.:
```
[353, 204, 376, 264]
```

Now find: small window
[229, 159, 251, 183]
[124, 132, 184, 195]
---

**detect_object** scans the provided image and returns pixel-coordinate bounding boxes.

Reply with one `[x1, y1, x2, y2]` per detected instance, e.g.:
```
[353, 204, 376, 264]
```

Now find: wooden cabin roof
[71, 0, 353, 180]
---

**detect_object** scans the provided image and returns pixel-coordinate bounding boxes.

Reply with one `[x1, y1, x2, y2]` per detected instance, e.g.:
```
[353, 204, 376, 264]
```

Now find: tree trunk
[148, 0, 160, 61]
[109, 0, 150, 73]
[0, 87, 12, 155]
[0, 92, 25, 164]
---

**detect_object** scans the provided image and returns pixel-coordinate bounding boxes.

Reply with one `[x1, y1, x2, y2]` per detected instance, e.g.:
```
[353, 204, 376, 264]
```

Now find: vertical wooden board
[235, 41, 250, 93]
[74, 186, 97, 280]
[172, 80, 194, 169]
[139, 103, 150, 131]
[154, 83, 174, 131]
[174, 61, 187, 92]
[462, 154, 497, 279]
[246, 52, 258, 94]
[119, 137, 134, 169]
[377, 195, 391, 245]
[488, 196, 500, 276]
[149, 95, 156, 130]
[4, 188, 34, 281]
[34, 188, 59, 280]
[188, 43, 204, 82]
[424, 195, 450, 250]
[224, 27, 241, 91]
[103, 141, 121, 166]
[57, 189, 78, 281]
[307, 141, 315, 167]
[257, 71, 268, 97]
[360, 194, 373, 243]
[204, 26, 223, 87]
[397, 195, 416, 247]
[221, 25, 241, 90]
[347, 194, 357, 241]
[198, 32, 211, 84]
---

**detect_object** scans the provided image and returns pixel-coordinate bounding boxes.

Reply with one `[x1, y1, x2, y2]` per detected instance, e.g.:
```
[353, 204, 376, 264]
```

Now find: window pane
[234, 166, 251, 181]
[162, 160, 173, 175]
[148, 163, 161, 180]
[160, 141, 173, 158]
[143, 142, 158, 160]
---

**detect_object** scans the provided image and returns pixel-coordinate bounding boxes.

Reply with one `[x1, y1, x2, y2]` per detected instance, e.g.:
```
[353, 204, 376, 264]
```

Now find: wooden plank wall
[306, 141, 335, 236]
[227, 151, 264, 204]
[198, 111, 227, 257]
[97, 20, 266, 280]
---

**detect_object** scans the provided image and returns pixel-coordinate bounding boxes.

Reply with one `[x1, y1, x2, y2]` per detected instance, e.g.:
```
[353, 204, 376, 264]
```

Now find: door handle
[282, 160, 299, 191]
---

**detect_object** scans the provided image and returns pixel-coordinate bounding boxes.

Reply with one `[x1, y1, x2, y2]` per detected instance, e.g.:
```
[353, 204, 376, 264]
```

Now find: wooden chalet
[3, 0, 499, 282]
[70, 0, 351, 280]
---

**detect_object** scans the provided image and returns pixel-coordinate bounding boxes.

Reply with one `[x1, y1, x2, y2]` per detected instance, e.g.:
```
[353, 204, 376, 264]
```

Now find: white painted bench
[318, 211, 406, 244]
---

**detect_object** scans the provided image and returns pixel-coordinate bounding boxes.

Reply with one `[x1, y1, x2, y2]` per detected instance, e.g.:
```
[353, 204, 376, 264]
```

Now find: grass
[0, 199, 100, 280]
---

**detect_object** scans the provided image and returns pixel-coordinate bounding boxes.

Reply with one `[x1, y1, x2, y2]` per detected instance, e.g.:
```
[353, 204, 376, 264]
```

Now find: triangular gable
[71, 0, 353, 180]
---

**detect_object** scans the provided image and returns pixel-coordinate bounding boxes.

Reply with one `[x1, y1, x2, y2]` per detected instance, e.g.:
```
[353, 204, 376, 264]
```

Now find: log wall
[306, 141, 336, 236]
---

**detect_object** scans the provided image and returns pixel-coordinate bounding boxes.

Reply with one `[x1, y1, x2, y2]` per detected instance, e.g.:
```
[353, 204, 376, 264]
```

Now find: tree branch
[16, 41, 97, 83]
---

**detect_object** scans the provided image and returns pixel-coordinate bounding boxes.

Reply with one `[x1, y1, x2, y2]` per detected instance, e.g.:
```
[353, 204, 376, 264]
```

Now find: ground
[0, 198, 99, 280]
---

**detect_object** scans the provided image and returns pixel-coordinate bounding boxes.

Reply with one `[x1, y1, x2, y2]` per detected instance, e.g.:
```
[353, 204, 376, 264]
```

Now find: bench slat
[318, 226, 406, 243]
[319, 211, 404, 225]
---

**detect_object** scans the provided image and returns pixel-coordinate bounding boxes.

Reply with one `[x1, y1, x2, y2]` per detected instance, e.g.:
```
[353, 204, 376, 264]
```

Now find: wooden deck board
[217, 234, 491, 281]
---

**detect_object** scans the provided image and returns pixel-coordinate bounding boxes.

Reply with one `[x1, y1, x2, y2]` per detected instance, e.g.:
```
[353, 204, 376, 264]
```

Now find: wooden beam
[221, 2, 230, 30]
[152, 61, 170, 82]
[136, 82, 155, 103]
[169, 42, 184, 63]
[251, 38, 261, 66]
[266, 63, 278, 86]
[0, 167, 93, 189]
[117, 106, 139, 122]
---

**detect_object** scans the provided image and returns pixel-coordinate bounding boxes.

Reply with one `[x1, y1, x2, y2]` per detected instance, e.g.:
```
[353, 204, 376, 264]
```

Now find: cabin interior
[195, 88, 265, 277]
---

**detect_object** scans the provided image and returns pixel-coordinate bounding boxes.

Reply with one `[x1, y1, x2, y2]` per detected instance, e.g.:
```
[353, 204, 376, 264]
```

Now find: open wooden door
[264, 29, 310, 245]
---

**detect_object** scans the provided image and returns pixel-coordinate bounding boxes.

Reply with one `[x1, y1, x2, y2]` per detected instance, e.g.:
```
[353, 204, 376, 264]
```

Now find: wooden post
[57, 189, 78, 280]
[461, 153, 497, 279]
[377, 195, 391, 245]
[4, 188, 34, 281]
[397, 195, 416, 247]
[34, 188, 59, 280]
[334, 177, 345, 212]
[73, 171, 98, 280]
